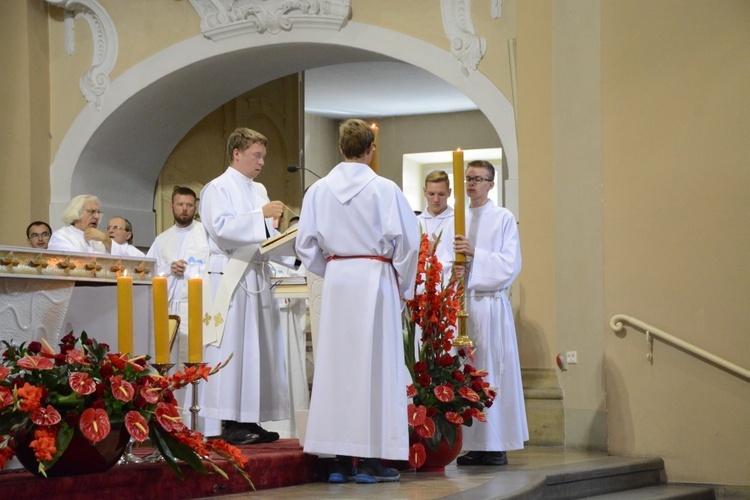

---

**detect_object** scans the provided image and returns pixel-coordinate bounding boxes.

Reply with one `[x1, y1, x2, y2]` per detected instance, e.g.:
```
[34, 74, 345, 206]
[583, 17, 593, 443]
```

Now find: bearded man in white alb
[453, 160, 528, 467]
[199, 127, 289, 445]
[146, 187, 208, 368]
[48, 195, 129, 255]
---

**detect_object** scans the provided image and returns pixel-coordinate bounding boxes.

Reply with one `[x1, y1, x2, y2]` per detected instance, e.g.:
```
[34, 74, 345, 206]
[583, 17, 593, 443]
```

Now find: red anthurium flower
[407, 404, 427, 427]
[434, 384, 454, 402]
[414, 416, 436, 438]
[139, 383, 160, 404]
[474, 411, 487, 423]
[110, 375, 135, 402]
[69, 372, 96, 395]
[106, 353, 127, 370]
[17, 355, 54, 370]
[80, 407, 111, 443]
[65, 349, 90, 365]
[406, 384, 417, 398]
[408, 443, 426, 469]
[458, 386, 480, 403]
[30, 404, 62, 426]
[125, 411, 149, 442]
[155, 402, 185, 433]
[0, 386, 13, 410]
[0, 365, 9, 382]
[445, 411, 464, 425]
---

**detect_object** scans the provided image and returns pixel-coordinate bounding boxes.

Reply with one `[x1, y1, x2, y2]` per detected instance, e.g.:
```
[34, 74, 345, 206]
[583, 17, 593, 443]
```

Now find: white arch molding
[49, 22, 518, 247]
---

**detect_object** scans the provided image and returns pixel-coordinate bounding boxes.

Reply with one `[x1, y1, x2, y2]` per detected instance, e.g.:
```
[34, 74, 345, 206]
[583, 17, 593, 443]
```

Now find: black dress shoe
[456, 451, 485, 465]
[246, 423, 280, 444]
[482, 451, 508, 465]
[221, 422, 261, 445]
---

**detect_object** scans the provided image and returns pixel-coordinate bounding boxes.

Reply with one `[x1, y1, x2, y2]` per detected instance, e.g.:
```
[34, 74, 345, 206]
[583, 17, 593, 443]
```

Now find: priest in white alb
[296, 118, 419, 484]
[198, 127, 290, 445]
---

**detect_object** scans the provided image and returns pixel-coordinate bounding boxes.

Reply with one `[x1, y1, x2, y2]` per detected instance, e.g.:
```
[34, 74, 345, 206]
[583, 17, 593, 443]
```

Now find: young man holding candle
[295, 118, 420, 483]
[198, 127, 290, 445]
[453, 159, 527, 466]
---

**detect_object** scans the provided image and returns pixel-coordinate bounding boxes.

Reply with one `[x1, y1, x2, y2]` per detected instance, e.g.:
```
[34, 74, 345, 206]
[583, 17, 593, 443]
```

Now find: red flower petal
[65, 349, 90, 365]
[407, 404, 427, 427]
[458, 386, 480, 403]
[125, 411, 149, 442]
[445, 411, 464, 425]
[406, 384, 417, 398]
[0, 365, 9, 382]
[17, 355, 54, 370]
[80, 407, 111, 443]
[0, 386, 12, 410]
[434, 384, 455, 402]
[69, 372, 96, 395]
[414, 417, 436, 438]
[110, 375, 135, 402]
[30, 404, 62, 426]
[408, 443, 426, 469]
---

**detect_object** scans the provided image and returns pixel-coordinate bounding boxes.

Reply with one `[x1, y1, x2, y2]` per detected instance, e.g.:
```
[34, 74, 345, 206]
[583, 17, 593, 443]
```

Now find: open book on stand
[260, 225, 298, 257]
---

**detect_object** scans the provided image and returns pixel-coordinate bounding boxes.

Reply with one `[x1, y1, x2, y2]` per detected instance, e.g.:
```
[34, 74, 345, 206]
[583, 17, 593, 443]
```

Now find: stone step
[585, 484, 716, 499]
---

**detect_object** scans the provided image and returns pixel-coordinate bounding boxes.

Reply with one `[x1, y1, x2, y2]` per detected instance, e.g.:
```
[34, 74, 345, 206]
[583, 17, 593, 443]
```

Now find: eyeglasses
[106, 226, 126, 231]
[83, 209, 103, 216]
[465, 176, 492, 184]
[29, 232, 50, 240]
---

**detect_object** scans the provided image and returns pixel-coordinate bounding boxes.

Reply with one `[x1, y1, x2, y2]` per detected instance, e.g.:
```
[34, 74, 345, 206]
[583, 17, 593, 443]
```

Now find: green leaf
[148, 422, 185, 479]
[45, 423, 74, 469]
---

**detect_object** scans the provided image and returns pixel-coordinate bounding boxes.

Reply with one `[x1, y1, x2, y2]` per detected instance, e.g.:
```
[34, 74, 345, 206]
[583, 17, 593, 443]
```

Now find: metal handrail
[609, 314, 750, 381]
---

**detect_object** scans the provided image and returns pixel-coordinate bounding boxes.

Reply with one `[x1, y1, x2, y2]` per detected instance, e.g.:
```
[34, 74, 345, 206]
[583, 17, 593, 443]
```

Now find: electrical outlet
[566, 351, 578, 364]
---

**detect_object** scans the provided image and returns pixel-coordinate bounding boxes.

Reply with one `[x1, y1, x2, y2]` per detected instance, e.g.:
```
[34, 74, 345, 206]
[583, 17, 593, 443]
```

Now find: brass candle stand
[452, 260, 474, 348]
[184, 361, 207, 431]
[142, 362, 175, 463]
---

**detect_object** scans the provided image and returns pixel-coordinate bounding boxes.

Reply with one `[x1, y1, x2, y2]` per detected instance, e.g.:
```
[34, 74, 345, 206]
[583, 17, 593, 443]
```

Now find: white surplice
[146, 221, 208, 363]
[198, 167, 289, 435]
[121, 242, 146, 258]
[295, 162, 420, 460]
[48, 225, 129, 255]
[461, 201, 528, 452]
[417, 206, 455, 282]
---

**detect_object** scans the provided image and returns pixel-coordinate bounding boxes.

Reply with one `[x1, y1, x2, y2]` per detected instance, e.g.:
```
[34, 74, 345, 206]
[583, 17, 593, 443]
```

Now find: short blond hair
[425, 170, 450, 188]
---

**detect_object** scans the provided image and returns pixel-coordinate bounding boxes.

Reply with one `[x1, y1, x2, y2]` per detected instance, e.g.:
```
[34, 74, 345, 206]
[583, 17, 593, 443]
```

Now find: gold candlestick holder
[142, 362, 175, 463]
[452, 261, 474, 348]
[184, 361, 207, 431]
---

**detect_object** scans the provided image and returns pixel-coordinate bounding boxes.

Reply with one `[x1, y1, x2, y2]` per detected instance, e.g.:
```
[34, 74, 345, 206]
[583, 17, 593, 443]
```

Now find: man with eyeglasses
[26, 221, 52, 249]
[453, 160, 528, 467]
[106, 216, 145, 257]
[48, 195, 130, 255]
[199, 128, 290, 446]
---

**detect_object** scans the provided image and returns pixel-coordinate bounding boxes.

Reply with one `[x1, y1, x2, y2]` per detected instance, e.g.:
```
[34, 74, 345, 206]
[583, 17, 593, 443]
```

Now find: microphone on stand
[287, 165, 323, 179]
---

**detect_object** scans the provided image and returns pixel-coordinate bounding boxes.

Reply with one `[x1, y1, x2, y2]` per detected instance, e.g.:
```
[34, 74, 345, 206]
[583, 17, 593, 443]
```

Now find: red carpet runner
[0, 439, 326, 499]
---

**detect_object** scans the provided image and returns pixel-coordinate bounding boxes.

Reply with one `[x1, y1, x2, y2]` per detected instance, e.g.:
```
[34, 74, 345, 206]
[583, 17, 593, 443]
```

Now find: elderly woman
[48, 195, 128, 255]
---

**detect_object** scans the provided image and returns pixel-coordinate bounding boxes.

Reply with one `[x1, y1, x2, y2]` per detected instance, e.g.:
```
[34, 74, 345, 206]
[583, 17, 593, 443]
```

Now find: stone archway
[49, 22, 517, 246]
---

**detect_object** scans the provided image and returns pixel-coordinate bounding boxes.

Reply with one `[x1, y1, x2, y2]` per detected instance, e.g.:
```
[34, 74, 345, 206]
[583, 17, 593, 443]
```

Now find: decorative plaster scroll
[491, 0, 502, 19]
[46, 0, 118, 110]
[441, 0, 487, 76]
[188, 0, 351, 40]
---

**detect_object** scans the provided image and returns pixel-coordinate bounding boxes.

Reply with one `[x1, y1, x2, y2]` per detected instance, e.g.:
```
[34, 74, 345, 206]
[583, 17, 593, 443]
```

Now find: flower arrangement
[404, 232, 495, 469]
[0, 332, 248, 482]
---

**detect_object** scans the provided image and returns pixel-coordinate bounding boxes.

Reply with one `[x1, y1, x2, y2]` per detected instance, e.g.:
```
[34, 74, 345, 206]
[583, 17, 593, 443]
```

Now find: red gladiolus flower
[418, 373, 431, 387]
[434, 384, 454, 402]
[30, 427, 57, 462]
[414, 417, 435, 438]
[80, 407, 111, 443]
[0, 386, 12, 410]
[406, 384, 417, 398]
[110, 375, 135, 402]
[17, 355, 54, 370]
[408, 404, 427, 427]
[0, 365, 9, 382]
[125, 411, 149, 442]
[30, 404, 62, 426]
[445, 411, 464, 425]
[69, 372, 96, 395]
[0, 446, 14, 470]
[458, 386, 480, 403]
[408, 443, 426, 469]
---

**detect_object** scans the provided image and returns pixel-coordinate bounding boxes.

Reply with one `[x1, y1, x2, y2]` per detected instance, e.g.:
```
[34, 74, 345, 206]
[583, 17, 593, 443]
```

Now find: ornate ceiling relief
[440, 0, 487, 76]
[491, 0, 502, 19]
[46, 0, 118, 110]
[188, 0, 352, 40]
